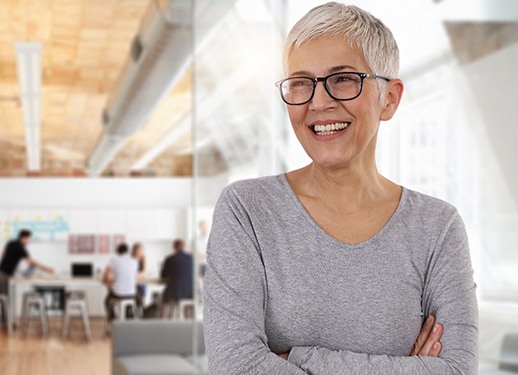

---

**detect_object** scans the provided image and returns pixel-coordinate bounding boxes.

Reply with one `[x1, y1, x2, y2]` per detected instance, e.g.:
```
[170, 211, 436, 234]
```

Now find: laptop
[71, 263, 93, 278]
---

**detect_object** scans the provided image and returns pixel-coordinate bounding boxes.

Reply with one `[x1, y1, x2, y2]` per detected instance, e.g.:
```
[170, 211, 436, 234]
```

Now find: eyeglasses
[275, 72, 390, 106]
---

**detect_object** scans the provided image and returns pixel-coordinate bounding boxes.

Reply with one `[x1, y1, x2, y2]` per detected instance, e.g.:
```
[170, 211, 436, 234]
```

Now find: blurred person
[103, 243, 138, 321]
[203, 2, 478, 374]
[160, 239, 193, 318]
[0, 229, 54, 294]
[132, 242, 147, 304]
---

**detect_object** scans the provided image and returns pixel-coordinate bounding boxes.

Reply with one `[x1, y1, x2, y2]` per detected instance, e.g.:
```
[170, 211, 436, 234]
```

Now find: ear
[380, 79, 404, 121]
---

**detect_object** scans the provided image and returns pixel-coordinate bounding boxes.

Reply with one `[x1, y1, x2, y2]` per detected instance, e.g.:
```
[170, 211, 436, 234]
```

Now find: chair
[500, 333, 518, 373]
[161, 299, 195, 320]
[480, 333, 518, 375]
[0, 294, 13, 335]
[112, 320, 206, 375]
[178, 299, 195, 320]
[61, 290, 91, 341]
[20, 291, 49, 338]
[112, 298, 139, 321]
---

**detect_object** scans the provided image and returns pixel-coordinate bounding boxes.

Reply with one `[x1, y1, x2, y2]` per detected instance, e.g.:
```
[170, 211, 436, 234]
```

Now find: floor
[0, 318, 110, 375]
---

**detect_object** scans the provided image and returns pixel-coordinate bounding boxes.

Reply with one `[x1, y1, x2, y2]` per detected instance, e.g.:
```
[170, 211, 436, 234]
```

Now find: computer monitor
[71, 263, 93, 277]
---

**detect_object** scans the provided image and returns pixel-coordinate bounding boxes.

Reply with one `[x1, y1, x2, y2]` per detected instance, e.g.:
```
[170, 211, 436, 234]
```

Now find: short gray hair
[283, 2, 399, 79]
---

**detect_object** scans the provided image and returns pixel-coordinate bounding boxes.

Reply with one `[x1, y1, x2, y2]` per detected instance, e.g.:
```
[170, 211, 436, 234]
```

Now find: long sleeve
[203, 187, 306, 375]
[287, 210, 479, 375]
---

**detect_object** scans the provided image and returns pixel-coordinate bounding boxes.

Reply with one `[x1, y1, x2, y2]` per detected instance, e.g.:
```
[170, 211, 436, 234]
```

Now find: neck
[293, 153, 395, 213]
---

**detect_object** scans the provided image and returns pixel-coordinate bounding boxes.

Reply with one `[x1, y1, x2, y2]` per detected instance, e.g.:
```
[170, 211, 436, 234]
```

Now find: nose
[309, 81, 337, 111]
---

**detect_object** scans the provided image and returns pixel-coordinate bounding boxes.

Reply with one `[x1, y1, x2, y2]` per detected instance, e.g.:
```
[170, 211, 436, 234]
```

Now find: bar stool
[178, 299, 195, 320]
[62, 291, 91, 341]
[161, 299, 195, 320]
[20, 291, 49, 338]
[111, 298, 139, 320]
[0, 294, 13, 335]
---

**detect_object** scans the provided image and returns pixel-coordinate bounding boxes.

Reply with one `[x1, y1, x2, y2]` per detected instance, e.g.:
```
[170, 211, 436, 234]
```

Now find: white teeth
[312, 122, 349, 135]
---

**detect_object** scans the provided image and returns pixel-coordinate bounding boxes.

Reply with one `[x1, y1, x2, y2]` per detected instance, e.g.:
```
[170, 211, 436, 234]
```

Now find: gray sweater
[203, 175, 478, 374]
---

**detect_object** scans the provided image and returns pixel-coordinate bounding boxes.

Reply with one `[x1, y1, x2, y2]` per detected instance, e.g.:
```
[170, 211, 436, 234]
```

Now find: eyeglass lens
[280, 73, 363, 105]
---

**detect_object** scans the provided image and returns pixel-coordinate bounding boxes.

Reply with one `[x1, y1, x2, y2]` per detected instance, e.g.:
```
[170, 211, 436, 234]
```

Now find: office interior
[0, 0, 517, 374]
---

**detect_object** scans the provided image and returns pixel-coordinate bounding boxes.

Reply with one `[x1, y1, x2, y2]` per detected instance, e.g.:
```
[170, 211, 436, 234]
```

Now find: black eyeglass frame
[275, 72, 391, 106]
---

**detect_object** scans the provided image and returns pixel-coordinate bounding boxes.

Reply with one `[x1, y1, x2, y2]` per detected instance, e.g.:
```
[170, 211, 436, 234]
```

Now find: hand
[277, 352, 289, 360]
[410, 314, 443, 357]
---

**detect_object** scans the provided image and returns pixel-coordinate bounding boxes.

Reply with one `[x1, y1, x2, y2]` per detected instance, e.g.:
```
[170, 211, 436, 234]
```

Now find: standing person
[0, 229, 54, 294]
[131, 242, 147, 305]
[160, 239, 193, 318]
[103, 243, 138, 321]
[203, 2, 478, 374]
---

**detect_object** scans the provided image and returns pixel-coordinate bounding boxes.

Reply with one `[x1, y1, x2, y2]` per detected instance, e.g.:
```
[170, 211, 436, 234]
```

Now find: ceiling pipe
[86, 0, 238, 176]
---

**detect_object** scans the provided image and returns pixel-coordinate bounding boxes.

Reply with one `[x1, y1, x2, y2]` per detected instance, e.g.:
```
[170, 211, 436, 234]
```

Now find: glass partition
[191, 0, 288, 372]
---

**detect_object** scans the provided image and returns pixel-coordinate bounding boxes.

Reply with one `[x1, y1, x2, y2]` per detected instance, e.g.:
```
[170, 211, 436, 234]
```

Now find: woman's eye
[334, 75, 359, 84]
[291, 79, 311, 87]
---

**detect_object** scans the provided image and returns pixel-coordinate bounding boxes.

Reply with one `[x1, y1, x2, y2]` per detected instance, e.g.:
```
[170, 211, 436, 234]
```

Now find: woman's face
[286, 36, 401, 170]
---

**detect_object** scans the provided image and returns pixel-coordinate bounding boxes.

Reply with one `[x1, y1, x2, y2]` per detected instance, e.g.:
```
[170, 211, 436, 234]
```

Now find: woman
[204, 3, 478, 374]
[131, 242, 147, 303]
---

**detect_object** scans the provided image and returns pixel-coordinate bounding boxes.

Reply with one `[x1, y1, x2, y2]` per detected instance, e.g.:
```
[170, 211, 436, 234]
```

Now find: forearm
[27, 258, 53, 273]
[288, 346, 477, 375]
[205, 275, 306, 374]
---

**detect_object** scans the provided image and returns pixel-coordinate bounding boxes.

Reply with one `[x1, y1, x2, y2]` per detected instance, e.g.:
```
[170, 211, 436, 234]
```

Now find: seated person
[103, 243, 138, 320]
[0, 229, 54, 294]
[131, 242, 147, 306]
[160, 239, 193, 318]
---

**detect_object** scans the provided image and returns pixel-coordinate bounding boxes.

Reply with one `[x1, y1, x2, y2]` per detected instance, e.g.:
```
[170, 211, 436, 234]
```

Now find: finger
[419, 323, 443, 356]
[429, 341, 442, 357]
[410, 315, 435, 355]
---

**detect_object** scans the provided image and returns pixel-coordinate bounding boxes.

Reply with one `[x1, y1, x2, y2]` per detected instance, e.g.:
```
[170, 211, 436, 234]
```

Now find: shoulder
[108, 257, 118, 266]
[217, 174, 288, 211]
[223, 175, 284, 199]
[403, 188, 458, 218]
[6, 240, 19, 250]
[400, 188, 463, 237]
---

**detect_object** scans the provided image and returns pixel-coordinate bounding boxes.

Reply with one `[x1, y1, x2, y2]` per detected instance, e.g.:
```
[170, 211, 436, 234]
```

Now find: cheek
[287, 106, 306, 127]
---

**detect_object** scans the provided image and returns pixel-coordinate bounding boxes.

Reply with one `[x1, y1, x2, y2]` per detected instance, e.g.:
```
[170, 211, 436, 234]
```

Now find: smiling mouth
[310, 122, 350, 136]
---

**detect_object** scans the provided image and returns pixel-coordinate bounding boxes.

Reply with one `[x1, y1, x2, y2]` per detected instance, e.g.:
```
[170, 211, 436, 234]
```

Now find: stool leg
[6, 300, 12, 336]
[120, 304, 126, 321]
[21, 303, 30, 337]
[0, 301, 4, 330]
[20, 297, 27, 337]
[39, 303, 49, 338]
[81, 305, 91, 341]
[132, 303, 139, 320]
[61, 304, 70, 339]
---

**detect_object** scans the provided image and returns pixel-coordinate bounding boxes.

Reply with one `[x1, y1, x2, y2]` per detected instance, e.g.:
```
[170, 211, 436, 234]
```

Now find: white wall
[0, 178, 193, 276]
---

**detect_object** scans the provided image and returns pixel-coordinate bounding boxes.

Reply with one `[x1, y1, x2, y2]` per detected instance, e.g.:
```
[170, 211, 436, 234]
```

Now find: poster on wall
[98, 235, 110, 254]
[68, 234, 96, 254]
[81, 234, 96, 254]
[112, 234, 126, 252]
[68, 233, 127, 254]
[1, 211, 70, 242]
[68, 235, 80, 254]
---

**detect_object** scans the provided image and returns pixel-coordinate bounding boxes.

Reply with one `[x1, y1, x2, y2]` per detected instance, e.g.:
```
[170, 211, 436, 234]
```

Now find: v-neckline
[278, 173, 407, 249]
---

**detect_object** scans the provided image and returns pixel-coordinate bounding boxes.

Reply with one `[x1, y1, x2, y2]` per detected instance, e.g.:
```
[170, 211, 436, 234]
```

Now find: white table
[8, 276, 108, 331]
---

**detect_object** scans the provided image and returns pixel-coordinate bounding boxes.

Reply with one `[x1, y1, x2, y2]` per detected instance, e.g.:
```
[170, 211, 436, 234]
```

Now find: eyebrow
[289, 65, 357, 77]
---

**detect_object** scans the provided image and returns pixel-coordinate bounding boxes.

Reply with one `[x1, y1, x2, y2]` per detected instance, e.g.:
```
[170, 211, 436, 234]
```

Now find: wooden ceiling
[0, 0, 192, 177]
